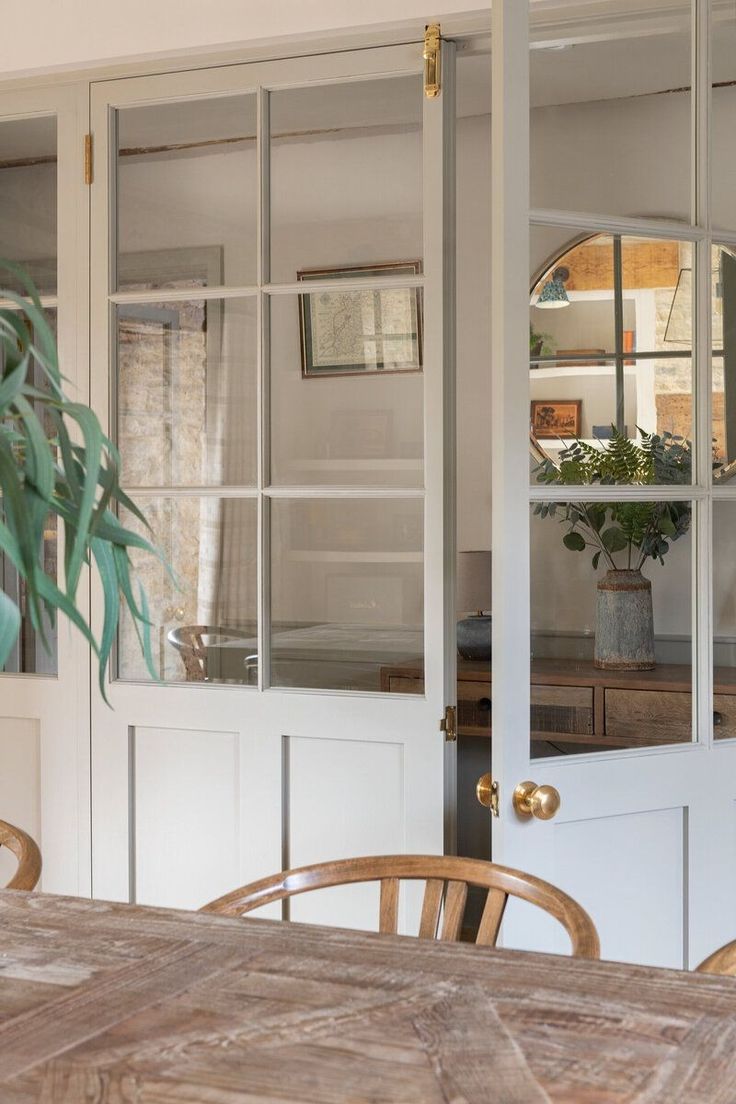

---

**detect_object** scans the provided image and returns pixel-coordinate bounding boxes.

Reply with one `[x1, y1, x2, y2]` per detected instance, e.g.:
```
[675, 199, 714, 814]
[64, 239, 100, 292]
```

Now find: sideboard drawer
[606, 689, 691, 742]
[714, 695, 736, 739]
[386, 675, 423, 695]
[531, 685, 593, 736]
[457, 680, 493, 735]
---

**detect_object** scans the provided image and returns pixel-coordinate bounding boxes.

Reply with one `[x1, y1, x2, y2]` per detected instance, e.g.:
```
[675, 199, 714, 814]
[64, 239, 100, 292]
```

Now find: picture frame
[530, 399, 582, 439]
[298, 261, 423, 378]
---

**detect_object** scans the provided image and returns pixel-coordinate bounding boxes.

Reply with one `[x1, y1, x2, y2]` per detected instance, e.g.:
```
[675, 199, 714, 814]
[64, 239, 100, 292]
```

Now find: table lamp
[456, 550, 492, 660]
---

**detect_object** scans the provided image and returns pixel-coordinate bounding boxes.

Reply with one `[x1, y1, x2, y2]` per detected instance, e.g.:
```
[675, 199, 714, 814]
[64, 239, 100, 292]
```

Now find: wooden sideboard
[380, 657, 736, 752]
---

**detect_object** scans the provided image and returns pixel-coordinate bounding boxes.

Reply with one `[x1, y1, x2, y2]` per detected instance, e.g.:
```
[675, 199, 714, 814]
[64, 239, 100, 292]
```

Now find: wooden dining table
[0, 890, 735, 1102]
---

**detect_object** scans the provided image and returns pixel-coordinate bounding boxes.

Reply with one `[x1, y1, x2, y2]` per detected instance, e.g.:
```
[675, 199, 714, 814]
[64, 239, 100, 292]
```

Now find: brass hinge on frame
[423, 24, 441, 99]
[440, 704, 457, 742]
[84, 134, 93, 185]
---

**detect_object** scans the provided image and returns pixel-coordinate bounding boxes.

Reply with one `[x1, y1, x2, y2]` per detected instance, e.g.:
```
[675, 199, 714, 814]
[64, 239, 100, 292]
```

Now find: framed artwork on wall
[298, 261, 423, 378]
[530, 399, 582, 439]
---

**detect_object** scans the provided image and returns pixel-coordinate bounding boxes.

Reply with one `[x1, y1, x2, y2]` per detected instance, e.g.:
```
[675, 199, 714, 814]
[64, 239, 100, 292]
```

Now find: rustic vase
[594, 568, 655, 671]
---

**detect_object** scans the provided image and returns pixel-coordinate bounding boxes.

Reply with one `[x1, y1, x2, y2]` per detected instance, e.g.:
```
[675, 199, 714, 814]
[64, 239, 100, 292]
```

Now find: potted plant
[0, 262, 160, 695]
[530, 324, 554, 360]
[534, 428, 691, 670]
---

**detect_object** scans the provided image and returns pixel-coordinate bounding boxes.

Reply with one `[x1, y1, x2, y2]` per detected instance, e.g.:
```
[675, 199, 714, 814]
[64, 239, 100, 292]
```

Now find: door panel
[91, 44, 455, 920]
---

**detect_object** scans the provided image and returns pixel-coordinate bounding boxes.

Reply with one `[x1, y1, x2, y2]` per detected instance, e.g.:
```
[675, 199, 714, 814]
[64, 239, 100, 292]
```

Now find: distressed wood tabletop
[0, 891, 734, 1102]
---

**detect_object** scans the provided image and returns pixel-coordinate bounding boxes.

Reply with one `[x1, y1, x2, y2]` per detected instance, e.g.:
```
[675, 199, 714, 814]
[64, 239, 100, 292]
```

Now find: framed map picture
[298, 261, 423, 378]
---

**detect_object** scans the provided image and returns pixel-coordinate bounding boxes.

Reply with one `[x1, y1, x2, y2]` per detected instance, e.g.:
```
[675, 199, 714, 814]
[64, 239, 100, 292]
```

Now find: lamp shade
[536, 265, 570, 309]
[457, 551, 492, 614]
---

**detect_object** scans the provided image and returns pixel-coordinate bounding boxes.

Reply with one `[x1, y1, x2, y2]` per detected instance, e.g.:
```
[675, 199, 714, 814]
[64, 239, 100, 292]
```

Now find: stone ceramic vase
[594, 568, 655, 671]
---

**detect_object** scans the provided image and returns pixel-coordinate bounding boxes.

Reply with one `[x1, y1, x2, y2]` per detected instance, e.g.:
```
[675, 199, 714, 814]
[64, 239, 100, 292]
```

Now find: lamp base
[457, 614, 492, 661]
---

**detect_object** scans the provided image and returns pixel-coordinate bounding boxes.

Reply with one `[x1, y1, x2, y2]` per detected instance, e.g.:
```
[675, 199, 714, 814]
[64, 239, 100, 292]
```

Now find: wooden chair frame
[697, 940, 736, 976]
[0, 819, 42, 891]
[203, 854, 600, 958]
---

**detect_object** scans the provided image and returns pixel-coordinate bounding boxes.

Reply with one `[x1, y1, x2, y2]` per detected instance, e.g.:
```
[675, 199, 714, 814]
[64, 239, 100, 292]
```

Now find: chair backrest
[167, 625, 208, 681]
[0, 819, 42, 891]
[202, 854, 600, 958]
[696, 940, 736, 976]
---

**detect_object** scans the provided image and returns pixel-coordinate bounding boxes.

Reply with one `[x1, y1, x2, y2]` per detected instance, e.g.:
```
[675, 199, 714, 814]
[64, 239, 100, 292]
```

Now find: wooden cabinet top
[382, 656, 736, 695]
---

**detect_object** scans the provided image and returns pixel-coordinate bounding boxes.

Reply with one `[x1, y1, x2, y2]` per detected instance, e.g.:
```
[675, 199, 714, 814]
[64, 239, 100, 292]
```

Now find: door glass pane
[713, 244, 736, 482]
[116, 95, 258, 290]
[1, 308, 58, 675]
[117, 496, 257, 684]
[530, 2, 691, 219]
[530, 499, 692, 756]
[270, 498, 423, 691]
[269, 75, 422, 283]
[0, 115, 56, 294]
[269, 290, 423, 487]
[116, 296, 257, 487]
[712, 7, 736, 230]
[714, 503, 736, 737]
[531, 229, 694, 480]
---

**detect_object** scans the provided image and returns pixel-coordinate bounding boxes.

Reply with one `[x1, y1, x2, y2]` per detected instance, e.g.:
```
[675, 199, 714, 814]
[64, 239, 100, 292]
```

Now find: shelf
[290, 459, 423, 472]
[531, 364, 638, 379]
[288, 550, 422, 563]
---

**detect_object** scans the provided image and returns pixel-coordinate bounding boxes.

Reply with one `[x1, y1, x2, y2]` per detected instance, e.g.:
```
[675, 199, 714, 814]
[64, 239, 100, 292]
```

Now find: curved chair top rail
[202, 854, 600, 959]
[697, 939, 736, 977]
[0, 819, 42, 891]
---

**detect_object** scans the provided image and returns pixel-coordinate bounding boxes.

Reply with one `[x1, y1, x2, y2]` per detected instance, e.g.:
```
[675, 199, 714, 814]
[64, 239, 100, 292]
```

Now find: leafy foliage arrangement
[533, 427, 692, 572]
[0, 262, 160, 697]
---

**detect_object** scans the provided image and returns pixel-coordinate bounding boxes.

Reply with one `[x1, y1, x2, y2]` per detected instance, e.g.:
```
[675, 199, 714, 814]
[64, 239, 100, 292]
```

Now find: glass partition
[530, 498, 693, 756]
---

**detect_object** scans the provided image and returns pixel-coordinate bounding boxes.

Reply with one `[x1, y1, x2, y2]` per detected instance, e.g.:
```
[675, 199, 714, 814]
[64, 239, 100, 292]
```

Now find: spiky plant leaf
[0, 262, 166, 699]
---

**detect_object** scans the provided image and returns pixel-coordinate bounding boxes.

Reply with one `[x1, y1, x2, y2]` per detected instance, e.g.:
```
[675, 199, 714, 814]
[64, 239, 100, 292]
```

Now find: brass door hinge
[423, 24, 441, 99]
[84, 133, 93, 185]
[440, 704, 456, 742]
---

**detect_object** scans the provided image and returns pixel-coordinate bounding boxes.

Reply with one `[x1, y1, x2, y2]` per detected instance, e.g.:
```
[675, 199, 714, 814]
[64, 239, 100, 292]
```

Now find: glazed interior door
[0, 84, 90, 895]
[490, 0, 736, 969]
[90, 43, 456, 926]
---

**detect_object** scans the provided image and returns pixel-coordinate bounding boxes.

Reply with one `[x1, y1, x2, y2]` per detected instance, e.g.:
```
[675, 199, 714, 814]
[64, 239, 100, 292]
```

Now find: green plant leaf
[601, 526, 629, 554]
[0, 591, 21, 671]
[563, 531, 586, 551]
[0, 265, 167, 702]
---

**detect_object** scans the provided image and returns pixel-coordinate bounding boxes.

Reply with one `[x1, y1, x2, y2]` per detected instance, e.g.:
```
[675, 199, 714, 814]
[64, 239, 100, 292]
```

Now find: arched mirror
[530, 233, 736, 482]
[530, 233, 692, 467]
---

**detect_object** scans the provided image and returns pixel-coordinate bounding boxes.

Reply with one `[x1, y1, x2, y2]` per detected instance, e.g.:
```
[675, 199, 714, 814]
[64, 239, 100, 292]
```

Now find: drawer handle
[477, 697, 492, 712]
[714, 710, 724, 727]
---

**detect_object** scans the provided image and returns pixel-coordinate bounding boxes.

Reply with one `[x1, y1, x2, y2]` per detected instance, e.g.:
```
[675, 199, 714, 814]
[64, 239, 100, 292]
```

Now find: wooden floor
[0, 890, 735, 1102]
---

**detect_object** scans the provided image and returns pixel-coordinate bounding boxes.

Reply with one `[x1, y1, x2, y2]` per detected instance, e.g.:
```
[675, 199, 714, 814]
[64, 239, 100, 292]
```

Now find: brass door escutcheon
[476, 772, 499, 817]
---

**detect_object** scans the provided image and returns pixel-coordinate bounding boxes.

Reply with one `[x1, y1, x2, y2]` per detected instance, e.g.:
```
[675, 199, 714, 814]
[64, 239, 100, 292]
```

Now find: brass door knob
[513, 780, 561, 820]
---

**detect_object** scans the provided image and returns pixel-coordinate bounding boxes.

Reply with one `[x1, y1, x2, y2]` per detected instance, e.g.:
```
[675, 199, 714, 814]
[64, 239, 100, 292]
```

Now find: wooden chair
[696, 940, 736, 976]
[0, 820, 42, 891]
[167, 625, 257, 683]
[202, 854, 600, 958]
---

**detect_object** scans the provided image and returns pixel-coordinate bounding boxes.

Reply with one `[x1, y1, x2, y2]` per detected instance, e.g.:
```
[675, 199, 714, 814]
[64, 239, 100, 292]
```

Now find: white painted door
[89, 43, 456, 926]
[0, 83, 90, 894]
[489, 0, 736, 969]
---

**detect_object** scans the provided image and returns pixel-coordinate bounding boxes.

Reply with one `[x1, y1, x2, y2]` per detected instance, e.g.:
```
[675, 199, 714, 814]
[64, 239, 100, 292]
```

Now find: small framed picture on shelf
[530, 399, 582, 439]
[298, 261, 423, 378]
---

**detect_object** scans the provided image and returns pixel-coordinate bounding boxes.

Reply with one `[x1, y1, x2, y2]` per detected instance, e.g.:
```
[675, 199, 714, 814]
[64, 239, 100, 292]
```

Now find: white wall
[0, 2, 486, 79]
